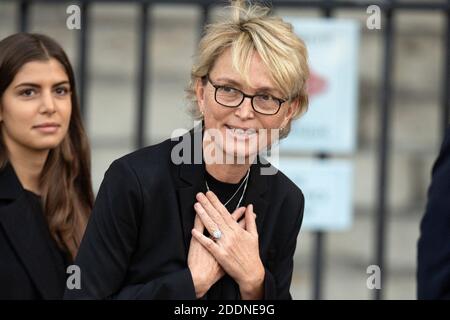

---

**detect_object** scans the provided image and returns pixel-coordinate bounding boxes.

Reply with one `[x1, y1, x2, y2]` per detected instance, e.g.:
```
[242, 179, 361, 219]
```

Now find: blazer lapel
[242, 161, 269, 238]
[176, 167, 205, 256]
[174, 126, 206, 255]
[0, 164, 63, 299]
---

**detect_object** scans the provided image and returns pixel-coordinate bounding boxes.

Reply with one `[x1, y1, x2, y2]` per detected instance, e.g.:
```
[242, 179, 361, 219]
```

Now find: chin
[33, 144, 59, 152]
[222, 141, 259, 163]
[32, 138, 64, 151]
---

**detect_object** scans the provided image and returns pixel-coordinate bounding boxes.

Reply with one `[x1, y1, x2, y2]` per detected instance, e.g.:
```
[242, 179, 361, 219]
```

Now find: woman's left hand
[191, 191, 265, 300]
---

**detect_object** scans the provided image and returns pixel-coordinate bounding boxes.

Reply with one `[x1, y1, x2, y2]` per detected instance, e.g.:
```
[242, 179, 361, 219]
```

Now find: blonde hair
[186, 0, 309, 138]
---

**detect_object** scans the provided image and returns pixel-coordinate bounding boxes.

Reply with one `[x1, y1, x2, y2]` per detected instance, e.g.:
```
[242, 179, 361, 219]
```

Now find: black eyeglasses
[205, 75, 286, 115]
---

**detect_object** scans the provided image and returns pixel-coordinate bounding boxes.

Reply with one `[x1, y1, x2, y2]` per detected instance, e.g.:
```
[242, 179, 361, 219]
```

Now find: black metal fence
[8, 0, 450, 300]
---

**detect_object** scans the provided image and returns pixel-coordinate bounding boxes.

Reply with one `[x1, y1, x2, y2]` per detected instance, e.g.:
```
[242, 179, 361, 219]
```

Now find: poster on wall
[278, 158, 354, 231]
[281, 18, 360, 154]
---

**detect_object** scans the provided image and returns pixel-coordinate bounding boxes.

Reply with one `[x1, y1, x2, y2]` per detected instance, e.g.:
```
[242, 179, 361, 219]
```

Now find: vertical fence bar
[312, 230, 324, 300]
[77, 1, 90, 121]
[374, 4, 395, 300]
[17, 0, 30, 32]
[311, 0, 333, 301]
[136, 2, 150, 149]
[199, 3, 210, 40]
[442, 1, 450, 138]
[322, 0, 332, 18]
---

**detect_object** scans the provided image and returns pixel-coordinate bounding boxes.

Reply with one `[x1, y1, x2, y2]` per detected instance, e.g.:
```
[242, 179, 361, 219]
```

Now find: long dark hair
[0, 33, 93, 260]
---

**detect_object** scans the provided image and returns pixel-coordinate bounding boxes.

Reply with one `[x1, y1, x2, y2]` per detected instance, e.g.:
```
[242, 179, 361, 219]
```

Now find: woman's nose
[39, 91, 56, 115]
[234, 96, 254, 119]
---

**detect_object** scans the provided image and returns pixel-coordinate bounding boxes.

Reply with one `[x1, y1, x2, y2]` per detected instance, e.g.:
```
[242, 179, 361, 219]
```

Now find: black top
[0, 164, 70, 299]
[65, 127, 305, 300]
[202, 170, 249, 300]
[204, 168, 249, 214]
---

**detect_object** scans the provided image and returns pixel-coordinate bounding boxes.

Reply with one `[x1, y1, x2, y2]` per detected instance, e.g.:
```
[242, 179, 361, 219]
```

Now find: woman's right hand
[188, 206, 246, 298]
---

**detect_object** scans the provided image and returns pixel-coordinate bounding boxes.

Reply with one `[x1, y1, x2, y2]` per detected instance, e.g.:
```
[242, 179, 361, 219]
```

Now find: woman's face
[196, 48, 299, 161]
[0, 58, 72, 154]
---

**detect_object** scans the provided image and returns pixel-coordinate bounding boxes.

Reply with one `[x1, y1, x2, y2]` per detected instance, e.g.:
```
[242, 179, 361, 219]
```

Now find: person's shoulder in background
[417, 126, 450, 299]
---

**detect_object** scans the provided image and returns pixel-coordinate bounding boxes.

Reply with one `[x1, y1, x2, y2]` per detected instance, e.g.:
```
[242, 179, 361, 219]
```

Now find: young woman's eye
[55, 87, 70, 96]
[19, 89, 36, 97]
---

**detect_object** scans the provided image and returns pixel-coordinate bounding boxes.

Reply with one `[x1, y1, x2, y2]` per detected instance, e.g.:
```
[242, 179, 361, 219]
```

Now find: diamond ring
[212, 229, 222, 240]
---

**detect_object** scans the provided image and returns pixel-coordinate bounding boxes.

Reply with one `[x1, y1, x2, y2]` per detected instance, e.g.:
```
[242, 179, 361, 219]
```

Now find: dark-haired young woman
[0, 33, 93, 299]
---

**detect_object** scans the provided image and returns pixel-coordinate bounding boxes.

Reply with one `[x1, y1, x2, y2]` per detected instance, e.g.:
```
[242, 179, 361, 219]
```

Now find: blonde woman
[67, 0, 309, 300]
[0, 33, 93, 299]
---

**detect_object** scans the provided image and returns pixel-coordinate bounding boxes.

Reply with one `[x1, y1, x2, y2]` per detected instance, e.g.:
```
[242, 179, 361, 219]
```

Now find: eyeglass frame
[203, 75, 287, 116]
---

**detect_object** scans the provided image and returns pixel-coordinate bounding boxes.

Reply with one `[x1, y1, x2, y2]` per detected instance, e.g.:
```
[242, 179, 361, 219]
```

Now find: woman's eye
[55, 87, 69, 96]
[260, 94, 272, 101]
[20, 89, 36, 97]
[221, 86, 237, 93]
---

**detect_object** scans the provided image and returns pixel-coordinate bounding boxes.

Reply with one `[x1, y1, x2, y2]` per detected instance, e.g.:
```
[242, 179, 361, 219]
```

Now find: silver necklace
[205, 168, 250, 211]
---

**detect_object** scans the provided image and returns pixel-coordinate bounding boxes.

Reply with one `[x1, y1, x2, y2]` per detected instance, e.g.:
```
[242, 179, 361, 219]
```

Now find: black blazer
[65, 128, 304, 300]
[0, 164, 68, 299]
[418, 127, 450, 299]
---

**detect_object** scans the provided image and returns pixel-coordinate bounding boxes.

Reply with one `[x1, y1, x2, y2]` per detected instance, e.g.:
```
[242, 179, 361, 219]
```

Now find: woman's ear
[195, 78, 206, 114]
[281, 98, 300, 129]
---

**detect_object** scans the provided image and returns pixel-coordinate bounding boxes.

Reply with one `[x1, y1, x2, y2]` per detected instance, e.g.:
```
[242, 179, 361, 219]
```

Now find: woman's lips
[225, 125, 257, 139]
[32, 123, 60, 134]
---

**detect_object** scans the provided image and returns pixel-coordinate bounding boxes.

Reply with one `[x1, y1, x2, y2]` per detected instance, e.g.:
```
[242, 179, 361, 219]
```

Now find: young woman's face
[0, 58, 72, 153]
[196, 48, 299, 161]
